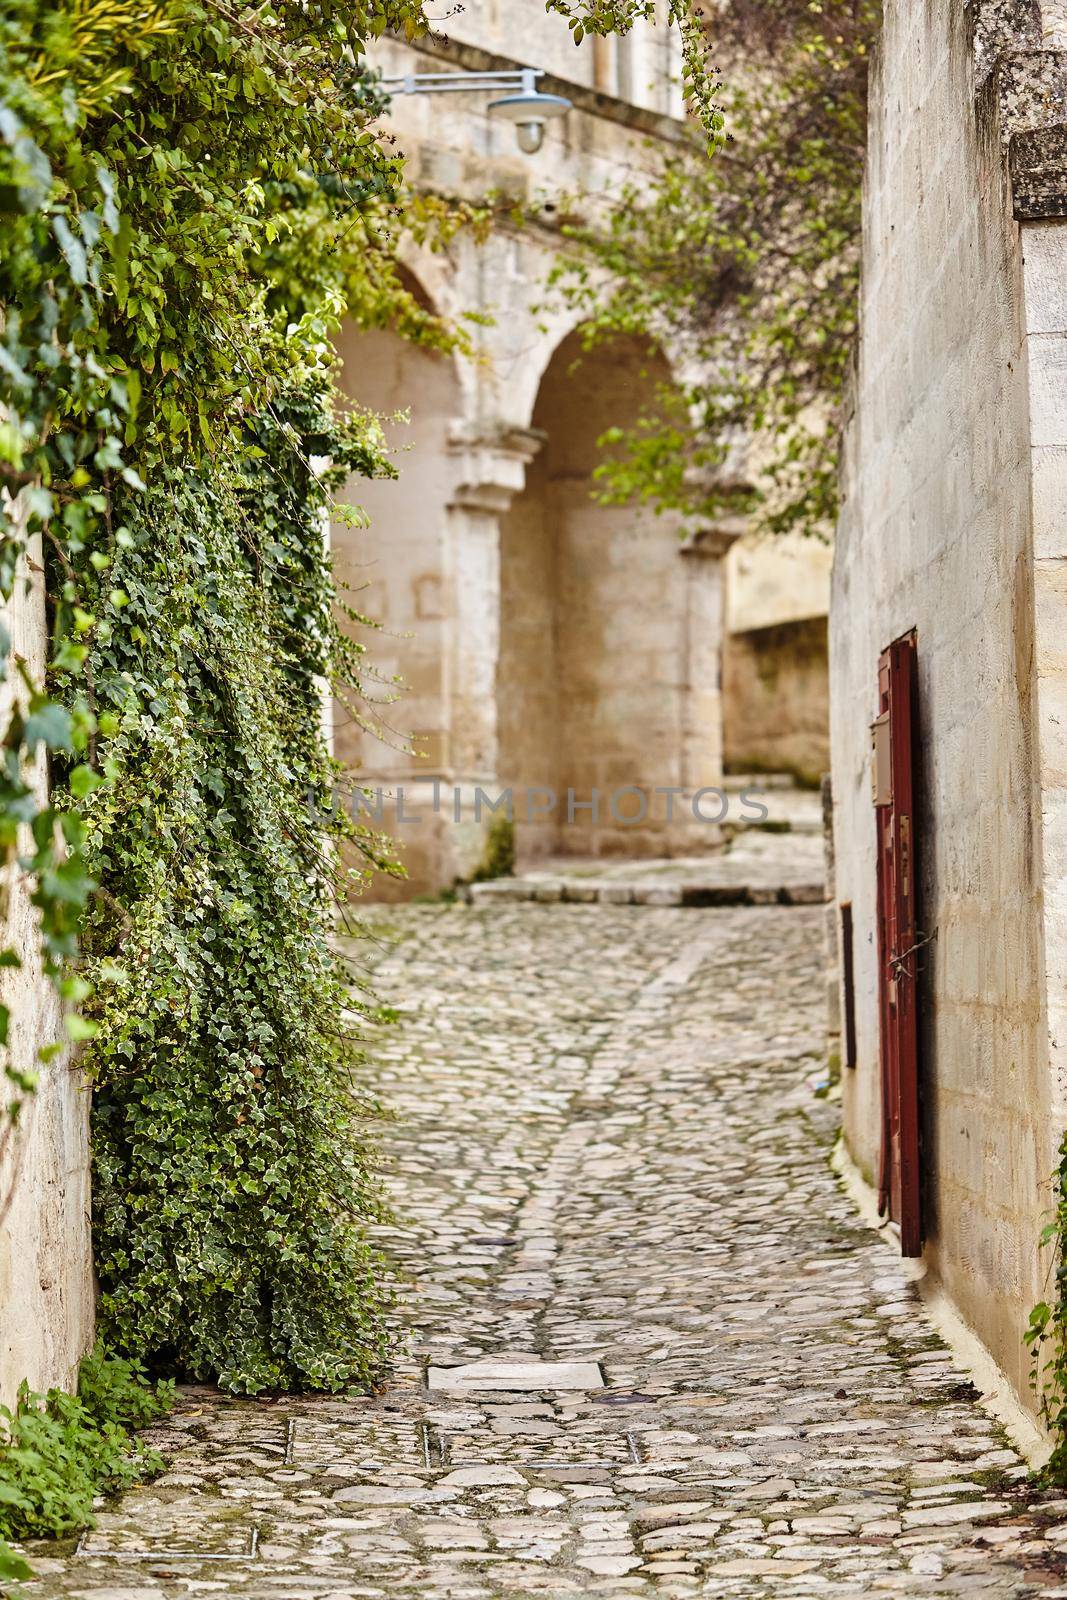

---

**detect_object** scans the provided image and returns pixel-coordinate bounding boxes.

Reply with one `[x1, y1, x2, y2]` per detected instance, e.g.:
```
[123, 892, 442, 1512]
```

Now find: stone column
[677, 525, 741, 843]
[444, 427, 544, 782]
[387, 424, 543, 890]
[347, 418, 543, 900]
[592, 35, 615, 93]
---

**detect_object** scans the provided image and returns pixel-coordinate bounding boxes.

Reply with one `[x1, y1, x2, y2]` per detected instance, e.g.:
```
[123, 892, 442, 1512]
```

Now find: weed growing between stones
[471, 816, 517, 883]
[1026, 1132, 1067, 1481]
[0, 1343, 173, 1582]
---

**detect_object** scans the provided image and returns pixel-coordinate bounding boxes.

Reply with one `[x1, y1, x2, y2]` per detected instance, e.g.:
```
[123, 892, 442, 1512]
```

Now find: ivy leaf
[64, 1014, 99, 1042]
[24, 702, 74, 753]
[51, 215, 88, 286]
[96, 163, 120, 232]
[0, 1540, 32, 1582]
[68, 764, 104, 799]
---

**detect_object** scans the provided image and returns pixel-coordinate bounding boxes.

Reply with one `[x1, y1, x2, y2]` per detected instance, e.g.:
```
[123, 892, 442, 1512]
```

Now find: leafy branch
[544, 0, 874, 538]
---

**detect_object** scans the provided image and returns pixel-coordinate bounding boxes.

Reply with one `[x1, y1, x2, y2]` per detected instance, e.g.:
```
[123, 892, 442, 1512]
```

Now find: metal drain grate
[76, 1527, 260, 1562]
[285, 1414, 425, 1471]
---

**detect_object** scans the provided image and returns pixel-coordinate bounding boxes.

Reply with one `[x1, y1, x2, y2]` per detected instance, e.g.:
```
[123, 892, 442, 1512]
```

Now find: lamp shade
[488, 88, 572, 152]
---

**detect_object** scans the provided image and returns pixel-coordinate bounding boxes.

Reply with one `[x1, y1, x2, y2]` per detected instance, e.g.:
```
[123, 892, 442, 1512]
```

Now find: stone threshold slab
[426, 1359, 605, 1392]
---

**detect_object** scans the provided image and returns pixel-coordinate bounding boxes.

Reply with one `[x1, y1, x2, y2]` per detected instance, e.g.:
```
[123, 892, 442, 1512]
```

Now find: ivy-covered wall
[0, 0, 458, 1397]
[78, 413, 403, 1392]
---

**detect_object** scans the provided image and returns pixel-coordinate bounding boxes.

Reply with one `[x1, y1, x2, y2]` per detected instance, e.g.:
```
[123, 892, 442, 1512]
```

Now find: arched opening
[331, 272, 465, 895]
[331, 271, 460, 782]
[497, 329, 722, 861]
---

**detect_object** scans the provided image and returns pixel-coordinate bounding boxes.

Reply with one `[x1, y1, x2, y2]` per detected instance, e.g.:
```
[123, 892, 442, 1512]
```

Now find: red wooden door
[872, 630, 922, 1256]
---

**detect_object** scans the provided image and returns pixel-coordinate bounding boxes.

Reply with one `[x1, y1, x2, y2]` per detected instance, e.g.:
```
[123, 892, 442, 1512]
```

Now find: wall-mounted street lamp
[381, 67, 573, 154]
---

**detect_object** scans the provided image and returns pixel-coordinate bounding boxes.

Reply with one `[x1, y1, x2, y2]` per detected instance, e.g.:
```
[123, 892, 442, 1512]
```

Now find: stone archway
[497, 329, 731, 864]
[331, 273, 466, 893]
[332, 272, 460, 775]
[331, 305, 734, 896]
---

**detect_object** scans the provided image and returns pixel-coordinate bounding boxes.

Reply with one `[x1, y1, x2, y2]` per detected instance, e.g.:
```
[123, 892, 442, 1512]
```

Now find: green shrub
[0, 1343, 172, 1555]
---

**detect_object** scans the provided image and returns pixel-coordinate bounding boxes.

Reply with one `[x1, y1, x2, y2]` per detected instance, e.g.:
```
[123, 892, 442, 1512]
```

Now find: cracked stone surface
[23, 904, 1067, 1598]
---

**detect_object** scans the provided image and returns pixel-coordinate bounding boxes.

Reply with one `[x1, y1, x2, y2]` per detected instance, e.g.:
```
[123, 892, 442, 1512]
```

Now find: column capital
[680, 520, 746, 560]
[447, 421, 546, 513]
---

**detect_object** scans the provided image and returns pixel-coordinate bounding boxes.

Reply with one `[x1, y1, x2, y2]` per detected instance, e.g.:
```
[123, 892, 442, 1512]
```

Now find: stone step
[719, 772, 807, 791]
[721, 779, 824, 835]
[465, 879, 826, 907]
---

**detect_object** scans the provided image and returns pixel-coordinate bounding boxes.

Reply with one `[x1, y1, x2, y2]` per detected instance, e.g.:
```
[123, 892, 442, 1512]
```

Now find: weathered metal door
[871, 630, 922, 1256]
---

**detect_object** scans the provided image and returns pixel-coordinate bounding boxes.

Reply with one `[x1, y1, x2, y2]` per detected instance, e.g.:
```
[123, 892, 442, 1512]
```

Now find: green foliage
[0, 0, 447, 1139]
[471, 814, 516, 883]
[0, 1342, 171, 1551]
[0, 1542, 32, 1586]
[1027, 1133, 1067, 1482]
[548, 0, 875, 538]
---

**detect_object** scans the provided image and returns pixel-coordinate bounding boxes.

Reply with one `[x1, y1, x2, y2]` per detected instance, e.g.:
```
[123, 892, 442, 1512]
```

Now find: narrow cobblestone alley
[27, 905, 1067, 1600]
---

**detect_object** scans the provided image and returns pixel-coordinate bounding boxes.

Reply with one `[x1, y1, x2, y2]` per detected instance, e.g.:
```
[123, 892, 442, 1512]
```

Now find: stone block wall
[440, 0, 683, 113]
[1021, 218, 1067, 1199]
[723, 617, 829, 786]
[830, 0, 1067, 1421]
[723, 467, 833, 791]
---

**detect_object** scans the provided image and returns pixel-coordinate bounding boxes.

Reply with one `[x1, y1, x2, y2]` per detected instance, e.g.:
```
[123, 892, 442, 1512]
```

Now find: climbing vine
[546, 0, 873, 538]
[75, 397, 405, 1392]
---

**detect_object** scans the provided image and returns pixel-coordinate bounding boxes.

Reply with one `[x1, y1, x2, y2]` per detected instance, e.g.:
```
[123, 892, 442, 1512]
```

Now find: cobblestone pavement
[27, 905, 1067, 1599]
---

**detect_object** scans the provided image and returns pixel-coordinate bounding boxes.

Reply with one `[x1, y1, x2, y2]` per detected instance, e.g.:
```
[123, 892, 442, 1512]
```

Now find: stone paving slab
[427, 1360, 606, 1392]
[719, 778, 825, 835]
[20, 903, 1067, 1600]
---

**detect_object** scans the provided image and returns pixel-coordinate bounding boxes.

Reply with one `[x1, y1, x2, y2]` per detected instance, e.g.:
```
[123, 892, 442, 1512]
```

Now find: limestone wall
[723, 521, 832, 788]
[727, 533, 832, 636]
[0, 532, 94, 1408]
[1023, 219, 1067, 1205]
[831, 0, 1067, 1421]
[441, 0, 683, 112]
[724, 617, 829, 786]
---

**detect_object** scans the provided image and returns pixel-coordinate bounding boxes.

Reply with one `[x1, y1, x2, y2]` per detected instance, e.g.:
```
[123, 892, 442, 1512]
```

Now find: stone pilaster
[445, 425, 545, 786]
[679, 523, 742, 797]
